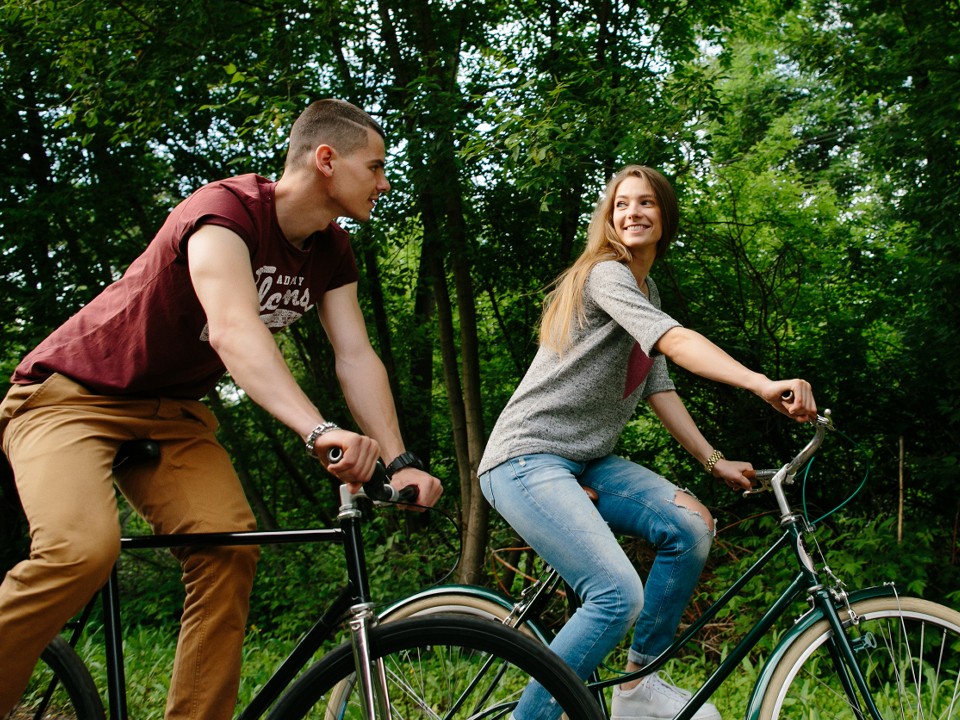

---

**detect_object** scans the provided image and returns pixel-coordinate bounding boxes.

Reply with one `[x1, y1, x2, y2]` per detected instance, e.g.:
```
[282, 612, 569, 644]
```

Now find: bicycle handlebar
[743, 410, 834, 502]
[326, 447, 420, 504]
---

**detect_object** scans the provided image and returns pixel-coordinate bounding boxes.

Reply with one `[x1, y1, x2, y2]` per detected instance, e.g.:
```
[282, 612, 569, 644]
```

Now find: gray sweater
[478, 261, 680, 474]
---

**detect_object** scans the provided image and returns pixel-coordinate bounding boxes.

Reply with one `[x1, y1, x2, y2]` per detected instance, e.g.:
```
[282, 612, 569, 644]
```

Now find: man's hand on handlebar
[316, 429, 381, 486]
[388, 466, 444, 512]
[318, 432, 443, 511]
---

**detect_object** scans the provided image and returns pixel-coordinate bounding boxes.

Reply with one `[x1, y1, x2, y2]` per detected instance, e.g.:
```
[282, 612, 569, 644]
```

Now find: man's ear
[314, 144, 335, 176]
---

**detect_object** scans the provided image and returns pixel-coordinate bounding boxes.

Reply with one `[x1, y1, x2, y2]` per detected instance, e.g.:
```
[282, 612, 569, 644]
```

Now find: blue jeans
[480, 454, 713, 719]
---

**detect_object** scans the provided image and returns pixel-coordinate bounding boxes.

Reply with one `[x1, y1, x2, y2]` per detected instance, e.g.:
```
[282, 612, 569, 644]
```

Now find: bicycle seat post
[99, 441, 158, 720]
[102, 564, 130, 720]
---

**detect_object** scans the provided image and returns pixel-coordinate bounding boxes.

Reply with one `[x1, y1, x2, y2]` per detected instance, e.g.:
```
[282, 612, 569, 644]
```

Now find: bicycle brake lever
[742, 469, 778, 496]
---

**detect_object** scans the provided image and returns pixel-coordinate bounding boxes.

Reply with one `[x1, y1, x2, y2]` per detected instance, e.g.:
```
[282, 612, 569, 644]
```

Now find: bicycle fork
[795, 524, 883, 720]
[347, 603, 392, 720]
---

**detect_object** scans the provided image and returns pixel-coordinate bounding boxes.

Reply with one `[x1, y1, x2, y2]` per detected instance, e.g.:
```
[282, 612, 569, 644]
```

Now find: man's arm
[186, 225, 380, 484]
[317, 282, 443, 508]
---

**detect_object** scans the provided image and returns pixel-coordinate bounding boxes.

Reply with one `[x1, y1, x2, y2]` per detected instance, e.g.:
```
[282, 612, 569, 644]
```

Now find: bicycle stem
[770, 410, 833, 519]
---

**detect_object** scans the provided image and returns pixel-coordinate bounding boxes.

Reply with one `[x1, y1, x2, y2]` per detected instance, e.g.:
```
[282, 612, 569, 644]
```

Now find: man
[0, 99, 443, 719]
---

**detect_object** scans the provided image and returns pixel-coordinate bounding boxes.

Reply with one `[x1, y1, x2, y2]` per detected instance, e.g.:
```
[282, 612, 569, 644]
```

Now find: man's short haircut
[285, 99, 385, 170]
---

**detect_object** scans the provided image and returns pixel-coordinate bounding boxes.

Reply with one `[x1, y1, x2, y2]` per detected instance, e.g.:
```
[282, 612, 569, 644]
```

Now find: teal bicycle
[377, 411, 960, 719]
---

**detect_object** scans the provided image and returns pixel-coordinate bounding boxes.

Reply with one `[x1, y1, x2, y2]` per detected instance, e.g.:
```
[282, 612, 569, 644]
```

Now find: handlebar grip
[781, 390, 794, 401]
[325, 448, 419, 503]
[398, 485, 420, 503]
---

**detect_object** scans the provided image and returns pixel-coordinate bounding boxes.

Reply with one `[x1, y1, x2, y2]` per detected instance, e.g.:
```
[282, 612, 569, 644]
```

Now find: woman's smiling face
[612, 174, 663, 256]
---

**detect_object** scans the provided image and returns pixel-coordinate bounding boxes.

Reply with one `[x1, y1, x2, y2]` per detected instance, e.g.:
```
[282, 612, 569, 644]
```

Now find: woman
[477, 165, 816, 720]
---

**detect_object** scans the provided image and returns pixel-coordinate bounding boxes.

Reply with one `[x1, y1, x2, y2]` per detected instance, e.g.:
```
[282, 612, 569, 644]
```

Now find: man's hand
[389, 466, 444, 512]
[316, 429, 380, 488]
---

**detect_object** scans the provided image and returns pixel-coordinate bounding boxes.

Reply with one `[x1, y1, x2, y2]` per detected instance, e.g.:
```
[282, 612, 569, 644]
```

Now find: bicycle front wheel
[13, 636, 105, 720]
[381, 590, 545, 641]
[268, 613, 602, 719]
[759, 596, 960, 719]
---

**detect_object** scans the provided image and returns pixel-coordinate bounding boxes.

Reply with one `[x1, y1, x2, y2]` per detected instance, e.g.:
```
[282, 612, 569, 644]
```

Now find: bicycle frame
[385, 412, 897, 720]
[65, 485, 391, 720]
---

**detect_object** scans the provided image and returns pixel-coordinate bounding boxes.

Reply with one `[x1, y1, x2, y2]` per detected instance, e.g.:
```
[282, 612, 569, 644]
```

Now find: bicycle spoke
[761, 598, 960, 719]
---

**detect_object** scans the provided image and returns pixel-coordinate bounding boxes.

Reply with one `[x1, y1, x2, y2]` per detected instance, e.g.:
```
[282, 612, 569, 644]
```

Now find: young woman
[477, 165, 816, 720]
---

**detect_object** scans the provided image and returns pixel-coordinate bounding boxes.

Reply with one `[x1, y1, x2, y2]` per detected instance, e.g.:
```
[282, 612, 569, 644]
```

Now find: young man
[0, 99, 443, 719]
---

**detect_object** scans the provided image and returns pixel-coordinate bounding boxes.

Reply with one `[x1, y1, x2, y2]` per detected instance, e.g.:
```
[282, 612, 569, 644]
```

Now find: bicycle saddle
[112, 439, 161, 469]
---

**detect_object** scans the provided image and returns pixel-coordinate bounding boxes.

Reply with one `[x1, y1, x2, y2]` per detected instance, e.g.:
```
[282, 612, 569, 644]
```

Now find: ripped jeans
[479, 454, 714, 719]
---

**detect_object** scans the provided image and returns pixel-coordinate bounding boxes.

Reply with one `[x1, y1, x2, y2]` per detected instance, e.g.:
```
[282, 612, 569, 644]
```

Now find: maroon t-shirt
[12, 174, 359, 399]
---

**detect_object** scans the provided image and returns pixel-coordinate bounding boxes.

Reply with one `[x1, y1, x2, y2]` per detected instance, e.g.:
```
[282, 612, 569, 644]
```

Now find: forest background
[2, 0, 959, 709]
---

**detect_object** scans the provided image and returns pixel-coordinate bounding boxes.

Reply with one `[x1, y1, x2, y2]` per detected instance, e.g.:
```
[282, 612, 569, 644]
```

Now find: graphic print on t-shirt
[199, 264, 315, 341]
[623, 341, 654, 399]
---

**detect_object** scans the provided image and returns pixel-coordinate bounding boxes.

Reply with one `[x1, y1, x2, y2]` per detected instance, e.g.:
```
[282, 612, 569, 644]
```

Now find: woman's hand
[760, 379, 817, 422]
[713, 459, 755, 491]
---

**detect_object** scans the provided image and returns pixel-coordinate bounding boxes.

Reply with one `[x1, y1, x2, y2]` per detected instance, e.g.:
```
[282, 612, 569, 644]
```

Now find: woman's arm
[654, 327, 816, 421]
[647, 391, 754, 490]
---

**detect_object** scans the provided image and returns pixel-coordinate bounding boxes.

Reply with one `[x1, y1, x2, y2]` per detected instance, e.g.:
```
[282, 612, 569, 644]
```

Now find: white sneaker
[610, 672, 721, 720]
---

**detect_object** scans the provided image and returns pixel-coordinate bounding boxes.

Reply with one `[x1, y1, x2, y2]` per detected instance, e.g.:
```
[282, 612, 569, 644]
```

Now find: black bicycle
[13, 441, 604, 720]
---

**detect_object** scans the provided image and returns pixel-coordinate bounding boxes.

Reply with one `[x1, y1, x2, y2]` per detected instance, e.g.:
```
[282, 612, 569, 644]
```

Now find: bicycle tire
[12, 636, 105, 720]
[758, 596, 960, 719]
[382, 590, 544, 640]
[267, 613, 603, 719]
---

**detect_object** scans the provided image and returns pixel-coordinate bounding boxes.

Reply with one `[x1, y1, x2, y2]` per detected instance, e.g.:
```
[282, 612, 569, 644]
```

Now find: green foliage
[4, 0, 960, 687]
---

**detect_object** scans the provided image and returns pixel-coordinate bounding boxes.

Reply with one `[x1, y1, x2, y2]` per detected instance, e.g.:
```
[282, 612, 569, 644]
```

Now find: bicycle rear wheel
[759, 596, 960, 719]
[267, 613, 602, 719]
[12, 636, 105, 720]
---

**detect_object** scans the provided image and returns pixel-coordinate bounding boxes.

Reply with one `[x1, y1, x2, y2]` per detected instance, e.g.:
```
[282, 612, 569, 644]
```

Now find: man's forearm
[211, 320, 325, 440]
[336, 348, 406, 462]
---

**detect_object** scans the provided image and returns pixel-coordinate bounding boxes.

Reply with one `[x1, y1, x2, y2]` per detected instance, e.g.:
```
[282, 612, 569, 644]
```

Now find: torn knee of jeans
[672, 489, 715, 534]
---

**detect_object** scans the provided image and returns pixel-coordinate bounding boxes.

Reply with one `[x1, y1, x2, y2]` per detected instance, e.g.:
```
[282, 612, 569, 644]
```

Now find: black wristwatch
[385, 451, 424, 478]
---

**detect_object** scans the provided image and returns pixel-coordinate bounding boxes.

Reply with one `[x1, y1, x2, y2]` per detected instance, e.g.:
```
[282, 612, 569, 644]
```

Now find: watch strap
[385, 451, 424, 478]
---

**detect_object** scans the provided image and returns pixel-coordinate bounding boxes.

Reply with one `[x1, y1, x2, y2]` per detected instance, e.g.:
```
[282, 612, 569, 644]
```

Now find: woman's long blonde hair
[539, 165, 679, 354]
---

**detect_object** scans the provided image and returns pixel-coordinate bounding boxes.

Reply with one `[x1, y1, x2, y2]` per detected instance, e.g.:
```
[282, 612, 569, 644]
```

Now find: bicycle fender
[377, 585, 552, 643]
[744, 583, 898, 720]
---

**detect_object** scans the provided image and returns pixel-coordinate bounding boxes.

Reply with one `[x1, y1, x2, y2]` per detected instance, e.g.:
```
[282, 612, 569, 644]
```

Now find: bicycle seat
[112, 439, 161, 469]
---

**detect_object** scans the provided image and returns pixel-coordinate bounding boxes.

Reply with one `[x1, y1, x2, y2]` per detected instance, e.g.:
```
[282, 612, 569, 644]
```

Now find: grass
[74, 625, 303, 718]
[71, 621, 769, 718]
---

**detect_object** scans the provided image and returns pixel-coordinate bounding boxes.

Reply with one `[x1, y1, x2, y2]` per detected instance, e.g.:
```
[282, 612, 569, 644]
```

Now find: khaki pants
[0, 374, 259, 720]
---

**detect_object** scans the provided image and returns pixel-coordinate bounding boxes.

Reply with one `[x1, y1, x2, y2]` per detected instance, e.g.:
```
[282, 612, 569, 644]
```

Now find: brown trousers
[0, 374, 259, 719]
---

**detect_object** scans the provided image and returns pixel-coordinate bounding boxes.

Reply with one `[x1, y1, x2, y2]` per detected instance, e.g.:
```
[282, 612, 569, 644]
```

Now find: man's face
[328, 128, 391, 222]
